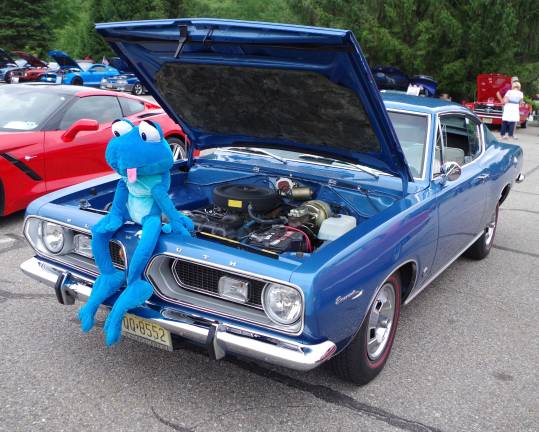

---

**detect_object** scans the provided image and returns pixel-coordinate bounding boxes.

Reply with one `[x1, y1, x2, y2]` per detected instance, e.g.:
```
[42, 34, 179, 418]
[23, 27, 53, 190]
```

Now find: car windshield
[0, 87, 68, 131]
[387, 111, 428, 178]
[204, 111, 428, 179]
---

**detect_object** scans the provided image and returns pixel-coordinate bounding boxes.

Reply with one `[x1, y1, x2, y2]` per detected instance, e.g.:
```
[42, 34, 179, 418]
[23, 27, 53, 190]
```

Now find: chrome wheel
[133, 83, 144, 95]
[367, 283, 396, 360]
[169, 139, 186, 161]
[485, 209, 497, 247]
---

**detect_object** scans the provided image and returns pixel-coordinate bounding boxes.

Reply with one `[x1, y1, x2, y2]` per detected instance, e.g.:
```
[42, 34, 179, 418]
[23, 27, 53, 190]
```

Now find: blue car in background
[373, 66, 438, 97]
[40, 50, 119, 86]
[99, 57, 146, 95]
[21, 19, 524, 385]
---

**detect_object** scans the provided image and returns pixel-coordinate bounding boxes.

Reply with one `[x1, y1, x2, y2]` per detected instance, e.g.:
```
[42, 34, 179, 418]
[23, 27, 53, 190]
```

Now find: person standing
[496, 76, 519, 103]
[500, 81, 524, 140]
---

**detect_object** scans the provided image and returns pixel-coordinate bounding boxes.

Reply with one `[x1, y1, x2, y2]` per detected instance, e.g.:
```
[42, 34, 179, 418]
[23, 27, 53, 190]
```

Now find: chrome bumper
[20, 257, 336, 371]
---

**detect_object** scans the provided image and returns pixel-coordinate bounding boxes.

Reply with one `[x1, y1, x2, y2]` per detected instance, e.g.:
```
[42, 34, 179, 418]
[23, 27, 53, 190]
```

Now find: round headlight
[262, 283, 302, 325]
[42, 222, 65, 254]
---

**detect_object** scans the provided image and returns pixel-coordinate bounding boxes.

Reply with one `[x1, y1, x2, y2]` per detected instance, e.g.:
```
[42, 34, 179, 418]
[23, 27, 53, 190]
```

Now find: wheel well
[398, 261, 417, 302]
[166, 134, 184, 143]
[499, 184, 511, 205]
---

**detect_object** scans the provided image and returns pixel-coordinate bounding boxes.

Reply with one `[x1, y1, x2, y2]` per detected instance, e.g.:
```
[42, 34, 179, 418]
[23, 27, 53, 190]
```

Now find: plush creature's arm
[93, 179, 129, 234]
[151, 175, 194, 236]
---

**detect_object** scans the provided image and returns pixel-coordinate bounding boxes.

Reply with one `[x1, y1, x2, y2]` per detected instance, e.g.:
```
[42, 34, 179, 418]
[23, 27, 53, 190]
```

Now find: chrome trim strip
[170, 259, 264, 310]
[145, 252, 305, 336]
[20, 257, 334, 371]
[386, 108, 432, 181]
[23, 215, 127, 275]
[404, 231, 483, 304]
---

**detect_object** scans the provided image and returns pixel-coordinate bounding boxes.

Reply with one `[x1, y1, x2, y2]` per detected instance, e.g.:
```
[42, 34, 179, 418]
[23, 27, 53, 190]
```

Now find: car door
[43, 95, 122, 192]
[118, 96, 147, 124]
[86, 65, 106, 86]
[431, 113, 489, 273]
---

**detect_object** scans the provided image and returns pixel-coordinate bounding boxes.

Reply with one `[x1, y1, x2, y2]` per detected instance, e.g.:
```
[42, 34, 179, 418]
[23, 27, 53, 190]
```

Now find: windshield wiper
[296, 154, 379, 179]
[227, 147, 288, 165]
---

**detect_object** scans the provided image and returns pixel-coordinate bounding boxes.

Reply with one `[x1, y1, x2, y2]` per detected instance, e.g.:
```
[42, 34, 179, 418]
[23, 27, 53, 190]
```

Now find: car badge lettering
[335, 289, 364, 305]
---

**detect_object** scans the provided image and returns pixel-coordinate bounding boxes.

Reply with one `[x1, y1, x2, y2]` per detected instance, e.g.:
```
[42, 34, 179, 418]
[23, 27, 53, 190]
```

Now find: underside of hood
[0, 49, 16, 67]
[14, 51, 47, 68]
[48, 50, 79, 68]
[477, 74, 510, 102]
[96, 19, 411, 184]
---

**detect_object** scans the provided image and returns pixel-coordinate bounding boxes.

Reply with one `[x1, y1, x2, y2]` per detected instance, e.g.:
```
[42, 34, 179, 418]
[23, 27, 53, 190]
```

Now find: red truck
[464, 74, 531, 128]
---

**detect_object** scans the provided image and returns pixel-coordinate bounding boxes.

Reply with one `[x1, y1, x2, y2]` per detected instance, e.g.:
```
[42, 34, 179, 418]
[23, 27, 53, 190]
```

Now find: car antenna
[174, 25, 188, 58]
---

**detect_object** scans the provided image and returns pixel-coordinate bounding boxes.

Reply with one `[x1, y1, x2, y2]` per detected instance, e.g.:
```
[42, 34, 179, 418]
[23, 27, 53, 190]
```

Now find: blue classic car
[20, 19, 524, 385]
[40, 50, 119, 86]
[99, 57, 147, 95]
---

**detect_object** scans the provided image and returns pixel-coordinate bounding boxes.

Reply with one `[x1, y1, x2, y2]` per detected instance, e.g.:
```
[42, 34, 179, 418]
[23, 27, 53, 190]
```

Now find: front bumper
[20, 257, 336, 371]
[100, 83, 133, 92]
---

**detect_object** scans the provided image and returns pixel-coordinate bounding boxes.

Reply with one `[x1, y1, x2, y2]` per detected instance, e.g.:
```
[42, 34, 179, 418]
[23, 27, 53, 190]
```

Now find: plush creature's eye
[111, 120, 133, 137]
[138, 120, 161, 142]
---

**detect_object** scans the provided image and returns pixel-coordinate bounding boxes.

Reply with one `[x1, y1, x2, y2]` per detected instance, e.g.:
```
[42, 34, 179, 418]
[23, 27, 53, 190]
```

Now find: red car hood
[13, 51, 48, 68]
[476, 74, 511, 103]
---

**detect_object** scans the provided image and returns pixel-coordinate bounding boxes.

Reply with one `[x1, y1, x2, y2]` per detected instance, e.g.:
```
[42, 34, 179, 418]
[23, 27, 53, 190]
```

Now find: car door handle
[474, 174, 489, 184]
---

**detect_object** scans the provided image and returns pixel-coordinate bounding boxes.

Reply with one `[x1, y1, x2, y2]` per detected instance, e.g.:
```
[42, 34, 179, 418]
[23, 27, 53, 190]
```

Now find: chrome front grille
[474, 104, 502, 116]
[171, 259, 265, 309]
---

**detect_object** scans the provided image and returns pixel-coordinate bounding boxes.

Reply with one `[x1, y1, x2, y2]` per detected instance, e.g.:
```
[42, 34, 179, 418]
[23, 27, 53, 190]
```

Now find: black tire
[4, 72, 12, 83]
[167, 136, 187, 161]
[520, 120, 527, 129]
[132, 83, 144, 96]
[331, 272, 402, 385]
[71, 76, 83, 86]
[0, 177, 4, 216]
[464, 203, 499, 260]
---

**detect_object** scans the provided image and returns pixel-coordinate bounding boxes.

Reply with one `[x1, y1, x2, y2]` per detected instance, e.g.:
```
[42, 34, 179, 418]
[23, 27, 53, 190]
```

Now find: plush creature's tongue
[127, 168, 137, 183]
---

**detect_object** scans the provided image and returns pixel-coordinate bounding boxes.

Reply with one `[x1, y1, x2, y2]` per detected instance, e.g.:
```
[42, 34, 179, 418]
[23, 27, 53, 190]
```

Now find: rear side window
[439, 115, 481, 165]
[119, 97, 145, 116]
[59, 96, 122, 130]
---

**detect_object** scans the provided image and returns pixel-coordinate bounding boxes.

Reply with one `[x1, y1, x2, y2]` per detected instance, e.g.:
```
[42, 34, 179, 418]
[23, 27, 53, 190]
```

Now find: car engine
[183, 180, 357, 254]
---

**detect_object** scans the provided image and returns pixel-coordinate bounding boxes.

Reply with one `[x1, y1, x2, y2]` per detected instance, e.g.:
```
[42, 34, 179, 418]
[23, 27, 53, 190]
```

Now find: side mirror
[61, 119, 99, 142]
[440, 161, 461, 183]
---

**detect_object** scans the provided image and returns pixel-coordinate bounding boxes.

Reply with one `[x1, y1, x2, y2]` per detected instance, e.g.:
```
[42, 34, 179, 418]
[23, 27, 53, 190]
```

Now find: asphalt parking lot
[1, 125, 538, 432]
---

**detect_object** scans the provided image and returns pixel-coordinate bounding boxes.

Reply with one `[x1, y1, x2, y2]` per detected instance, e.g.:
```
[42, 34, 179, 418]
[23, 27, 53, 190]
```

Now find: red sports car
[0, 84, 186, 216]
[8, 51, 50, 83]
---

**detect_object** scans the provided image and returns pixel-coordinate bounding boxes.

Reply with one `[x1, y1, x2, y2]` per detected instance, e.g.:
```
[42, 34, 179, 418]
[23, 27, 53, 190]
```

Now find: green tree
[0, 0, 53, 57]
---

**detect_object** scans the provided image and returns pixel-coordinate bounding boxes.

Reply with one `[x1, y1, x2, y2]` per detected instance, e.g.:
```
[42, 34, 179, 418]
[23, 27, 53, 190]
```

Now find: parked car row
[1, 48, 147, 96]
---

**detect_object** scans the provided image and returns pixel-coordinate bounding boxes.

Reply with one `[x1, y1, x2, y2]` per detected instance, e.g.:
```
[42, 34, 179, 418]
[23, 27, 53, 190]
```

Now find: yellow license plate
[122, 314, 173, 351]
[482, 117, 492, 124]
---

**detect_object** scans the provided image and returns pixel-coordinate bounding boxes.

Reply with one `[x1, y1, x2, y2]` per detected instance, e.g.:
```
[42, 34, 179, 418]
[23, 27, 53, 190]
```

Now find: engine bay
[183, 178, 358, 255]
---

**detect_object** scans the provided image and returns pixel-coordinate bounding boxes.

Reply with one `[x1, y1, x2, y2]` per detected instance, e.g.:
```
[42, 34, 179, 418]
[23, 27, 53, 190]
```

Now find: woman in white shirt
[500, 81, 524, 139]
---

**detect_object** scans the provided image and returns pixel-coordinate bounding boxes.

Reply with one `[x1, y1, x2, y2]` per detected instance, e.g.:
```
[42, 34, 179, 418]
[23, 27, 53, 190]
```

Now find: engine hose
[247, 204, 287, 225]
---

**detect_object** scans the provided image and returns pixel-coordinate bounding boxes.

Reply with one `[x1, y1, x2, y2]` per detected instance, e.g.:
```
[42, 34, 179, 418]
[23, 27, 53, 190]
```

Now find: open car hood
[108, 56, 131, 73]
[477, 74, 511, 102]
[48, 50, 79, 68]
[0, 48, 16, 67]
[96, 19, 411, 181]
[13, 51, 47, 68]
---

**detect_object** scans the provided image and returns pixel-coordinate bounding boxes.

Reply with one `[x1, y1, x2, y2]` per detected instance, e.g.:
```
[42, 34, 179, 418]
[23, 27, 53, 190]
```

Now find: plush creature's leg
[104, 216, 161, 346]
[79, 229, 125, 333]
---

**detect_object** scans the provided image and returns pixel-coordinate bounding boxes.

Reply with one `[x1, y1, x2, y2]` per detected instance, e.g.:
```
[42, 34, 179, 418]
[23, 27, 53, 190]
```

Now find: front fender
[291, 191, 437, 350]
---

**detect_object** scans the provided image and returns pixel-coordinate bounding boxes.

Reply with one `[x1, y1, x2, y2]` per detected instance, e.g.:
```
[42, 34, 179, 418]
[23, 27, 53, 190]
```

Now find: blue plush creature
[78, 119, 194, 346]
